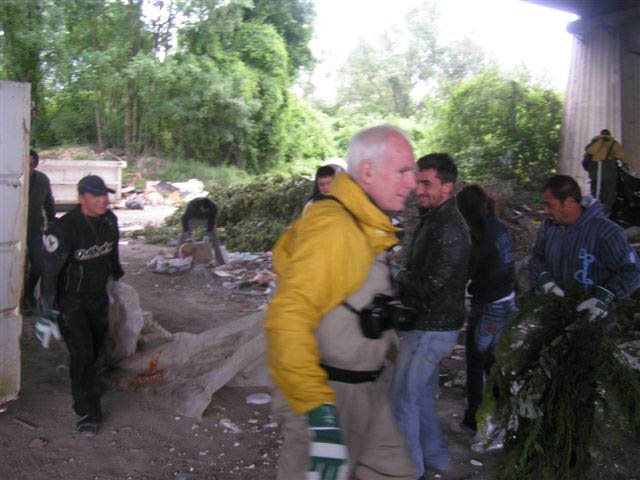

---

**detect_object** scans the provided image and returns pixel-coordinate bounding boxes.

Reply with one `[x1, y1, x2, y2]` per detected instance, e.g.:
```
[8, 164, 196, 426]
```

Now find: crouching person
[40, 175, 124, 436]
[176, 197, 225, 265]
[265, 125, 418, 479]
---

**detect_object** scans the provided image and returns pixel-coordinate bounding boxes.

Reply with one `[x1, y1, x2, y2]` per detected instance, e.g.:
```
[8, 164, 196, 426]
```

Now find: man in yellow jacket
[582, 129, 630, 215]
[265, 124, 418, 480]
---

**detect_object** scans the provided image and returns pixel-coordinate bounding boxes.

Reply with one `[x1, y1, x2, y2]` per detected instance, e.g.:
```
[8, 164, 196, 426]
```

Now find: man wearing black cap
[40, 175, 124, 436]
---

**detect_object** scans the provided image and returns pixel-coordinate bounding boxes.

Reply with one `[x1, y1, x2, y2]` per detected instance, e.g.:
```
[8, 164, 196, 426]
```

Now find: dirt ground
[1, 207, 638, 480]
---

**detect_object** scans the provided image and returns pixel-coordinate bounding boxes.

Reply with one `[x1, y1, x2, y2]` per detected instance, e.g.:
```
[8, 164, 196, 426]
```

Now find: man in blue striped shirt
[529, 175, 640, 321]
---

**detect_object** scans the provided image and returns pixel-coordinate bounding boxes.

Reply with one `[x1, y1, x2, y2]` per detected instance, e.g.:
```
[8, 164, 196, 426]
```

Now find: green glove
[576, 286, 615, 322]
[306, 403, 349, 480]
[35, 309, 61, 348]
[536, 271, 565, 297]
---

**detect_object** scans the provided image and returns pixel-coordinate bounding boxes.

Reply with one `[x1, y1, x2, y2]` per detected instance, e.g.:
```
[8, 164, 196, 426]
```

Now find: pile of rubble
[115, 178, 208, 209]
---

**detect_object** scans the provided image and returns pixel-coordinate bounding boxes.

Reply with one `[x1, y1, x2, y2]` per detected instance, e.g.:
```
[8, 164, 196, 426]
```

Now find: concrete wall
[0, 81, 30, 403]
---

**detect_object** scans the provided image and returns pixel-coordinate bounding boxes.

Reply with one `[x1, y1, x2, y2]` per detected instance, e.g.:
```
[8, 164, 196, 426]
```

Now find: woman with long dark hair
[456, 184, 517, 433]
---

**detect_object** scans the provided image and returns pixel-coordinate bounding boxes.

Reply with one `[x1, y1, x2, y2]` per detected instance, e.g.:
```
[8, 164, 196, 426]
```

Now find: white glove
[536, 272, 565, 297]
[576, 286, 615, 322]
[35, 314, 61, 348]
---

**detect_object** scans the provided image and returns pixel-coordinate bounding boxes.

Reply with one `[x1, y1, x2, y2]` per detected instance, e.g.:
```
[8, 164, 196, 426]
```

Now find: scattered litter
[212, 270, 234, 278]
[470, 459, 483, 467]
[453, 370, 466, 387]
[219, 418, 242, 433]
[228, 252, 261, 262]
[148, 255, 193, 274]
[125, 199, 144, 210]
[246, 393, 271, 405]
[617, 340, 640, 371]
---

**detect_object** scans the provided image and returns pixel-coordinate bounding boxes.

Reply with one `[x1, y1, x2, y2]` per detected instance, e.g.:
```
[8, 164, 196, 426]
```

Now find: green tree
[0, 0, 47, 140]
[243, 0, 315, 76]
[432, 67, 563, 185]
[333, 1, 487, 118]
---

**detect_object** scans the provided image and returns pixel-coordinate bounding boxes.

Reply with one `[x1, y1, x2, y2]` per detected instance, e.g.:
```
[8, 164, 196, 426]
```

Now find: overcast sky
[309, 0, 579, 100]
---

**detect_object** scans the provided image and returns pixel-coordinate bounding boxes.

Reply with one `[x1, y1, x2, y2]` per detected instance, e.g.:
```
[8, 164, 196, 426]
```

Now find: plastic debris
[246, 393, 271, 405]
[219, 418, 242, 433]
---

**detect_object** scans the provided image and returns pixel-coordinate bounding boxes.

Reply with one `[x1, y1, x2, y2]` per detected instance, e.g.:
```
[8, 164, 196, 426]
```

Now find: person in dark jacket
[22, 149, 56, 315]
[391, 153, 471, 477]
[176, 197, 225, 265]
[303, 165, 336, 213]
[529, 175, 640, 318]
[40, 175, 124, 436]
[581, 129, 630, 216]
[456, 184, 517, 433]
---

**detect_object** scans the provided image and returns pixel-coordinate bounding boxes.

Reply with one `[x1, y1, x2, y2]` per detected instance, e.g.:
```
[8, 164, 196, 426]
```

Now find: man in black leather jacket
[40, 175, 124, 436]
[391, 153, 470, 477]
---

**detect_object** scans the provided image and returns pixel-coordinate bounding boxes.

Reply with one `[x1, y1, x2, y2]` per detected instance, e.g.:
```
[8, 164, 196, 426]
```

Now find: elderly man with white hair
[266, 124, 418, 480]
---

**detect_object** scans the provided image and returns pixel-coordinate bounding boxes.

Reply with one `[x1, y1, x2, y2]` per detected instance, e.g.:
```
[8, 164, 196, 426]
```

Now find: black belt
[320, 363, 384, 384]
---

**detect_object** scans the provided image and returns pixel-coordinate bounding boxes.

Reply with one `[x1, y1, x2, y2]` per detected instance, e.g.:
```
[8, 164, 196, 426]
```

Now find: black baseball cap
[78, 175, 115, 195]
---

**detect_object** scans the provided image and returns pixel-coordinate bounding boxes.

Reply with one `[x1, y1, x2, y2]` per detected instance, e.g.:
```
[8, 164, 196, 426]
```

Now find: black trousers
[23, 234, 44, 307]
[58, 294, 109, 420]
[587, 159, 618, 215]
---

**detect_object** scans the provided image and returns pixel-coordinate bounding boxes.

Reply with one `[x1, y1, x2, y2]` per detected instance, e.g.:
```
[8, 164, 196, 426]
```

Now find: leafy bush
[142, 175, 313, 252]
[208, 176, 312, 251]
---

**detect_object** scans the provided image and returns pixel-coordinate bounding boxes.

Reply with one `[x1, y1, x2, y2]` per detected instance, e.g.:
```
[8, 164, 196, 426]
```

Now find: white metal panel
[39, 159, 127, 204]
[0, 80, 30, 403]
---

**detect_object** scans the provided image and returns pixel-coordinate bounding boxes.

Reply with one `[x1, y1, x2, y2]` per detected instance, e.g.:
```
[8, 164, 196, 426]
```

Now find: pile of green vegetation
[479, 294, 640, 480]
[141, 175, 313, 252]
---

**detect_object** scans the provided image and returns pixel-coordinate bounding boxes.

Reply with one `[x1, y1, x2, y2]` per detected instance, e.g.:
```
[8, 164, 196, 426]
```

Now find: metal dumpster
[38, 159, 127, 206]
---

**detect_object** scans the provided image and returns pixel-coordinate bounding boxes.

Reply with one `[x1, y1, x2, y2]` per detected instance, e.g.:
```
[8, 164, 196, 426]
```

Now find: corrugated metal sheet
[0, 81, 30, 404]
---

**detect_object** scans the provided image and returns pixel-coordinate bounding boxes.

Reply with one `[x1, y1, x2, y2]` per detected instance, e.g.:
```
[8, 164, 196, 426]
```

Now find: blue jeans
[390, 330, 459, 476]
[464, 297, 517, 429]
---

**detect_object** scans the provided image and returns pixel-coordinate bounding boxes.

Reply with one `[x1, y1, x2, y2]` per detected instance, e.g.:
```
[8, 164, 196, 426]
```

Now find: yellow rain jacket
[265, 172, 402, 415]
[585, 134, 629, 165]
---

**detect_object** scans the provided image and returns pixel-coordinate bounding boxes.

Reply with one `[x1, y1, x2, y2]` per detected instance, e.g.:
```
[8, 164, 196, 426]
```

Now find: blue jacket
[529, 197, 640, 299]
[468, 214, 516, 304]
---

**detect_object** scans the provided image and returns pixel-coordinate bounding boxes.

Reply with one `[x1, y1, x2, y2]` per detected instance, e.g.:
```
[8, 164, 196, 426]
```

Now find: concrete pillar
[559, 28, 622, 192]
[621, 28, 640, 173]
[559, 10, 640, 193]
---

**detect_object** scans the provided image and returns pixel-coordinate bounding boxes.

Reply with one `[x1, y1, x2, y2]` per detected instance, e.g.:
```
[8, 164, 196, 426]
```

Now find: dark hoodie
[529, 197, 640, 299]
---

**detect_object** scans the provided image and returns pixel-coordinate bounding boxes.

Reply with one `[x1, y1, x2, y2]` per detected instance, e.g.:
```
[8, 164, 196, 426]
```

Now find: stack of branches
[478, 294, 640, 480]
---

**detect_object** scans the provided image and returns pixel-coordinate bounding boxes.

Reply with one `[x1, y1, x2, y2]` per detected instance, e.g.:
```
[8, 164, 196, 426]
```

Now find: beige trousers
[272, 367, 417, 480]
